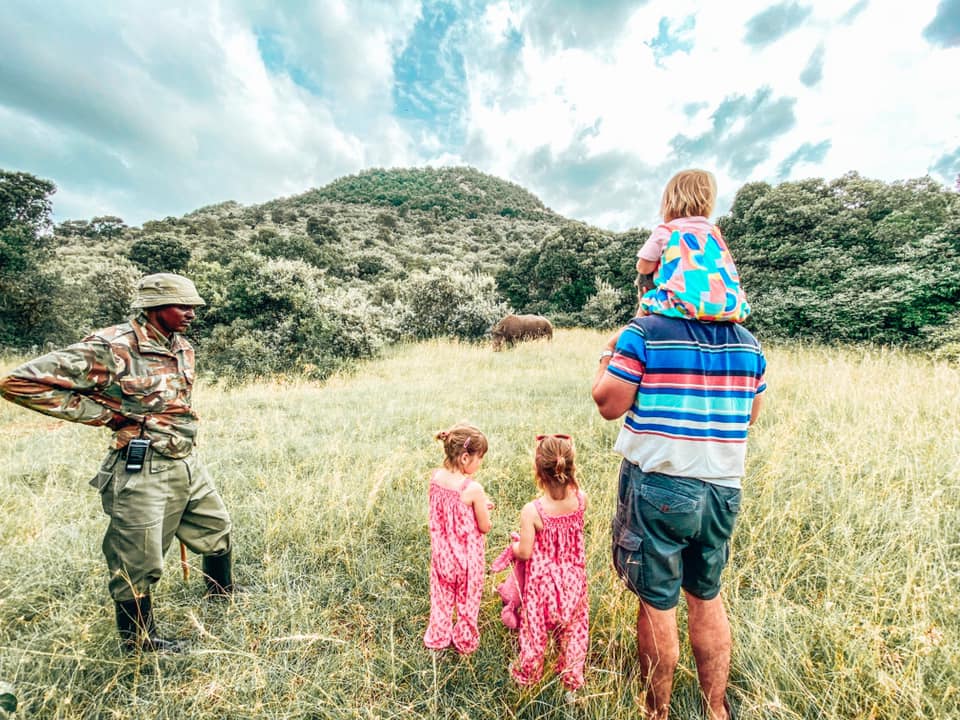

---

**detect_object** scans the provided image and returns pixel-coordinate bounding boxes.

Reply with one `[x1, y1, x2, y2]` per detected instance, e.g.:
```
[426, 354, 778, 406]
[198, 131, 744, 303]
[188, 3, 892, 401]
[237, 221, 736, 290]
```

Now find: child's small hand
[510, 532, 520, 542]
[487, 501, 496, 510]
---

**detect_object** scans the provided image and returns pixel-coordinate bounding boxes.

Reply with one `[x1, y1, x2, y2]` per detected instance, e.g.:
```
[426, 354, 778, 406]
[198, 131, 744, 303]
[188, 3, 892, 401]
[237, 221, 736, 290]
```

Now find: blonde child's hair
[435, 422, 488, 472]
[660, 169, 717, 222]
[534, 435, 578, 500]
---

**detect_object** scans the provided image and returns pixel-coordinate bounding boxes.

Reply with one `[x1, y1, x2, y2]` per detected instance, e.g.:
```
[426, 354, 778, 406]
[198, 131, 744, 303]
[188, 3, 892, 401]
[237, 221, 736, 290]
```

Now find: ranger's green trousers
[91, 448, 232, 601]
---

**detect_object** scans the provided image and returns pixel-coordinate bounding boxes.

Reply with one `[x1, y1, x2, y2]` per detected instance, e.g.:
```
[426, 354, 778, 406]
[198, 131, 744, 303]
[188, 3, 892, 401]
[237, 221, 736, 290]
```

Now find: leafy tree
[192, 255, 394, 379]
[0, 171, 55, 232]
[303, 166, 557, 221]
[129, 235, 192, 273]
[0, 169, 62, 345]
[88, 215, 126, 238]
[245, 207, 266, 228]
[55, 219, 91, 238]
[495, 222, 637, 323]
[398, 269, 509, 341]
[46, 256, 139, 342]
[720, 173, 960, 345]
[305, 215, 340, 244]
[142, 218, 179, 233]
[582, 277, 625, 329]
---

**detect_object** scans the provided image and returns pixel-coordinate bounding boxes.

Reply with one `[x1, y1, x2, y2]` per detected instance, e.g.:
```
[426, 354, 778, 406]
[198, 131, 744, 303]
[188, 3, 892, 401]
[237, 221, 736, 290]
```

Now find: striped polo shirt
[607, 315, 766, 487]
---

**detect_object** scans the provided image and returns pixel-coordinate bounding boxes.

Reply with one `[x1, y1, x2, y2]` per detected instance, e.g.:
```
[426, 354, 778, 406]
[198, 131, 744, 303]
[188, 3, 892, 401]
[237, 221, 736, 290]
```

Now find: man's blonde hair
[660, 169, 717, 222]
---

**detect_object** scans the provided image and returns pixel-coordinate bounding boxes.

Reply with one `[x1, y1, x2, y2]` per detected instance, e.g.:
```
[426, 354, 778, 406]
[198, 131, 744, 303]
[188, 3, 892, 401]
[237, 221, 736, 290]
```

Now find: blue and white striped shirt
[607, 315, 766, 486]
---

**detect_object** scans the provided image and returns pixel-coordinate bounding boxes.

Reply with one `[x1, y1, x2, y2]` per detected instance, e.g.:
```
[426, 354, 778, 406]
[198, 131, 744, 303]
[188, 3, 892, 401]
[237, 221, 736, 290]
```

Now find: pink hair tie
[464, 437, 471, 451]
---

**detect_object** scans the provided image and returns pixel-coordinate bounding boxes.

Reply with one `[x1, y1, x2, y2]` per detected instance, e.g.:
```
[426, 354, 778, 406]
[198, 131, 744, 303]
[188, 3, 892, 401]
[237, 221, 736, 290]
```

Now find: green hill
[297, 165, 557, 221]
[2, 165, 959, 376]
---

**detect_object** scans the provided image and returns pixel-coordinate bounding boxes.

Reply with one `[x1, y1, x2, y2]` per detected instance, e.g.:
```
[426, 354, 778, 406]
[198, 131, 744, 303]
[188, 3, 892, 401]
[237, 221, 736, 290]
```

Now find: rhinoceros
[491, 313, 553, 351]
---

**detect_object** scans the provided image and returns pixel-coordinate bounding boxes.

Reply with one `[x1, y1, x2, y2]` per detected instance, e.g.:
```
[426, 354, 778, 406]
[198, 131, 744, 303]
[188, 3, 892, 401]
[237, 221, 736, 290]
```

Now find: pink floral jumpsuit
[423, 472, 486, 654]
[511, 492, 589, 690]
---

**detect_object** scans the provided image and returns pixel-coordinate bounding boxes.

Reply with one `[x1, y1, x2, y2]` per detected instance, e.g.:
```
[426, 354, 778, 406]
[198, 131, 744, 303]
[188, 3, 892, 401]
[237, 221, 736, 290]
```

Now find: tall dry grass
[0, 331, 957, 719]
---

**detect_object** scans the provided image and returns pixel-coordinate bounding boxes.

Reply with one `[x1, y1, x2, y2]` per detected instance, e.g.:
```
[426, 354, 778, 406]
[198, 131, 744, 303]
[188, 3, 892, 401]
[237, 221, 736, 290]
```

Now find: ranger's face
[149, 304, 197, 335]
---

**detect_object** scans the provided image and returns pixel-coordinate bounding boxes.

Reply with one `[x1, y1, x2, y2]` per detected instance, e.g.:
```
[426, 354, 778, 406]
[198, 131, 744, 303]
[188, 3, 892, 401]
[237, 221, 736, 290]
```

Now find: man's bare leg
[636, 600, 679, 719]
[686, 592, 731, 720]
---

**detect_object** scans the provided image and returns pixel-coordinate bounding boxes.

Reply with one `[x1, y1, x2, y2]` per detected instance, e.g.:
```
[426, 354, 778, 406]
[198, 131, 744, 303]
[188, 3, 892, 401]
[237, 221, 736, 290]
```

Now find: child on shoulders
[636, 169, 750, 323]
[423, 423, 492, 655]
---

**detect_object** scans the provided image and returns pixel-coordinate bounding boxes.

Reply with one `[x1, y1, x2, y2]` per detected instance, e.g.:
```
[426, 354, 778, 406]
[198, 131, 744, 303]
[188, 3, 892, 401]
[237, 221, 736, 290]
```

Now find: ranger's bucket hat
[132, 273, 206, 308]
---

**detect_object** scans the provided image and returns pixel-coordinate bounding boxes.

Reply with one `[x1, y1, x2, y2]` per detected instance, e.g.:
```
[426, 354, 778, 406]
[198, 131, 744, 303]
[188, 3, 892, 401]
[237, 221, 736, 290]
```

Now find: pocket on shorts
[89, 450, 120, 492]
[612, 515, 645, 595]
[723, 492, 741, 514]
[712, 486, 742, 539]
[149, 455, 178, 475]
[638, 484, 700, 541]
[639, 484, 699, 514]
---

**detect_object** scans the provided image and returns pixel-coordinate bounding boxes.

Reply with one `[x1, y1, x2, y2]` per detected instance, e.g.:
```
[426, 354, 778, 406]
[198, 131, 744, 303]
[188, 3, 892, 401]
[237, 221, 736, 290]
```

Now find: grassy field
[0, 329, 958, 719]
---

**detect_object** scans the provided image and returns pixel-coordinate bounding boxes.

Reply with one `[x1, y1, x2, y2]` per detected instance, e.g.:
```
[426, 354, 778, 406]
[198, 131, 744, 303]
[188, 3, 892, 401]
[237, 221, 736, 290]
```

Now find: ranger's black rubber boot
[202, 550, 244, 599]
[115, 595, 186, 653]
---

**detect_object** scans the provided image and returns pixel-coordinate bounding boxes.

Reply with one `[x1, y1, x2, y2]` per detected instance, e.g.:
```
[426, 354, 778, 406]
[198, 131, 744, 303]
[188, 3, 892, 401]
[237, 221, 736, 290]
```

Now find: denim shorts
[611, 460, 741, 610]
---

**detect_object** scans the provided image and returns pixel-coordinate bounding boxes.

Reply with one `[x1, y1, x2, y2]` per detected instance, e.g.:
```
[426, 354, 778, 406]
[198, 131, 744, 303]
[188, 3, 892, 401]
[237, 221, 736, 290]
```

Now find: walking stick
[180, 541, 190, 581]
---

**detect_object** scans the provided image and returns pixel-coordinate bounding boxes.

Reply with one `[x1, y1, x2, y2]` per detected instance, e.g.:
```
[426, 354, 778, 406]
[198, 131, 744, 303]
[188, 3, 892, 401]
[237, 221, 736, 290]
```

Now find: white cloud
[455, 0, 959, 229]
[0, 1, 422, 224]
[0, 0, 957, 231]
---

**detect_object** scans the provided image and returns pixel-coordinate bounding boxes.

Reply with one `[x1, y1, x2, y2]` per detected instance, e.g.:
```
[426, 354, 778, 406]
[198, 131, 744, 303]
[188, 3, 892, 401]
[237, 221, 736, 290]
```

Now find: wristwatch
[599, 350, 615, 362]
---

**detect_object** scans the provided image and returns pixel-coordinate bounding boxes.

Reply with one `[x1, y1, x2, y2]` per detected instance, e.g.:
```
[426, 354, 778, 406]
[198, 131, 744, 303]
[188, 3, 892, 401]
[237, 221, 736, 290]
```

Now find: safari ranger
[0, 273, 239, 653]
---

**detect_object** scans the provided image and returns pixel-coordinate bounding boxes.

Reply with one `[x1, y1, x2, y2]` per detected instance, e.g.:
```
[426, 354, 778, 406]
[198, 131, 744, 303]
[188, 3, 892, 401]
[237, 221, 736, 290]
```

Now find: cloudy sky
[1, 0, 958, 230]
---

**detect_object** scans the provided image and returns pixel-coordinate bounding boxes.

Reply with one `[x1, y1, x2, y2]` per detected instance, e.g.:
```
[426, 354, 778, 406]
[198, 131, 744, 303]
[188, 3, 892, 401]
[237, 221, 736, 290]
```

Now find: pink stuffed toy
[490, 532, 527, 631]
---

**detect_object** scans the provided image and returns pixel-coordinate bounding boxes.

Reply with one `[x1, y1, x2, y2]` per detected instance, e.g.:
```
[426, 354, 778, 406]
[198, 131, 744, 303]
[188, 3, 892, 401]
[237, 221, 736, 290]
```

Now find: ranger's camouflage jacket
[0, 313, 199, 458]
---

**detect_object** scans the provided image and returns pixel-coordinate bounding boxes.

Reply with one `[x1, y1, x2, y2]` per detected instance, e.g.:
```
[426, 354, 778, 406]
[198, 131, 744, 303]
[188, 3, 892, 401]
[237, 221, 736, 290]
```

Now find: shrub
[193, 255, 395, 379]
[47, 256, 140, 342]
[397, 269, 510, 341]
[129, 235, 192, 273]
[581, 277, 626, 329]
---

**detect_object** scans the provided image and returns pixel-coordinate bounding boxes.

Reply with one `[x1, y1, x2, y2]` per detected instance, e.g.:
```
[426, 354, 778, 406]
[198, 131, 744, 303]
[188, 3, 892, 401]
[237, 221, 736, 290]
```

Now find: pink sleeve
[637, 224, 670, 261]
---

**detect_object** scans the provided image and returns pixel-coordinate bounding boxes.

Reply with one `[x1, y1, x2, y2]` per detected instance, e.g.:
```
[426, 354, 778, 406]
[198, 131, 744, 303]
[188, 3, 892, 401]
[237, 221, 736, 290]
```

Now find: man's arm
[750, 392, 764, 425]
[592, 366, 637, 420]
[0, 341, 120, 426]
[591, 327, 639, 420]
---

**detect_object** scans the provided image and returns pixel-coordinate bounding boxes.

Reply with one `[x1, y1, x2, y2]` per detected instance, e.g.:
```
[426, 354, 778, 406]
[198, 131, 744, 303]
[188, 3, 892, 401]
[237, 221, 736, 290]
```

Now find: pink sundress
[511, 491, 589, 690]
[423, 471, 486, 654]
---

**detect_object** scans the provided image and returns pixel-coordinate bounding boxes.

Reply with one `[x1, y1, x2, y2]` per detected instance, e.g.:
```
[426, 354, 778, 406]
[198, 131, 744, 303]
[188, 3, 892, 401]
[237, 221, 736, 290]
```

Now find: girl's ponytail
[534, 435, 577, 499]
[436, 423, 488, 471]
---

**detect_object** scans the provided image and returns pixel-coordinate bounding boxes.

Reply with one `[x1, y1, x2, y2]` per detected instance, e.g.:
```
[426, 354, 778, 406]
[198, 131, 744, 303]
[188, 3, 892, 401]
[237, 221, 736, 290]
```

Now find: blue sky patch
[669, 87, 798, 177]
[800, 43, 825, 86]
[744, 2, 813, 48]
[923, 0, 960, 47]
[647, 15, 696, 65]
[777, 139, 831, 179]
[840, 0, 869, 24]
[392, 1, 468, 149]
[931, 146, 959, 181]
[255, 28, 322, 95]
[683, 101, 709, 117]
[1, 2, 956, 230]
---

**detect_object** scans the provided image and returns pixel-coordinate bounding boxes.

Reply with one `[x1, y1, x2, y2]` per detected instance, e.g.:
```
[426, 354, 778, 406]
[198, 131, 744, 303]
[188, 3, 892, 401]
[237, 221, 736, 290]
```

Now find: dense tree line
[495, 172, 960, 350]
[1, 166, 957, 379]
[720, 172, 960, 350]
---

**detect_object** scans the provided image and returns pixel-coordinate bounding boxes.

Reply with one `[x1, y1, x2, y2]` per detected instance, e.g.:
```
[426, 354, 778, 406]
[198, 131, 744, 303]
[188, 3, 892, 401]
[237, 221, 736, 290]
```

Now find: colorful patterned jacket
[0, 313, 199, 458]
[638, 220, 751, 323]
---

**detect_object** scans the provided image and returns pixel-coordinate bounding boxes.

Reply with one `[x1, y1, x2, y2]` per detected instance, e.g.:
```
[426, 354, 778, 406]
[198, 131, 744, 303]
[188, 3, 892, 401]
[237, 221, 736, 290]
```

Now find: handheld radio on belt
[124, 423, 150, 473]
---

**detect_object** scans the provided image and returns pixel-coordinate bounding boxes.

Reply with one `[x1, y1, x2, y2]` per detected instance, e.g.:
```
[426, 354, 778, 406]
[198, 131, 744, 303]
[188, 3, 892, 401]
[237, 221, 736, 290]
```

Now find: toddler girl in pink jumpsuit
[509, 434, 589, 691]
[423, 423, 492, 655]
